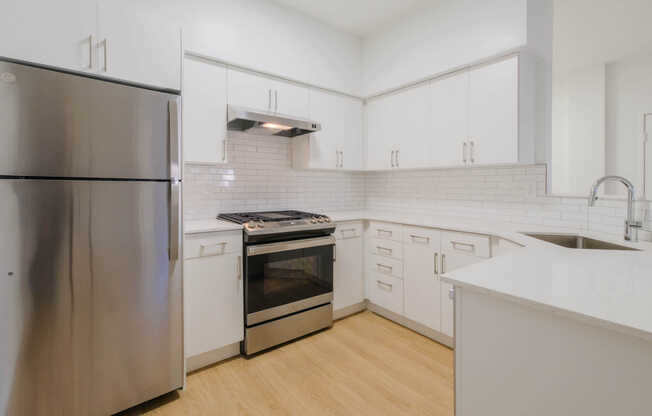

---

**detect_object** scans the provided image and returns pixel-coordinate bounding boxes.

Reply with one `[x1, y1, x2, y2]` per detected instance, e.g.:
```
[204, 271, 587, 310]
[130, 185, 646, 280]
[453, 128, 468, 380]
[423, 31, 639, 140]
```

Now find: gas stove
[218, 210, 334, 240]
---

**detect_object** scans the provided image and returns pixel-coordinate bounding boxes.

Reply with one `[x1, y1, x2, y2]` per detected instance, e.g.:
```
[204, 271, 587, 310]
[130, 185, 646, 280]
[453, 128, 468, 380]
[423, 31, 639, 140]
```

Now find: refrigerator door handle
[170, 179, 181, 262]
[168, 99, 181, 180]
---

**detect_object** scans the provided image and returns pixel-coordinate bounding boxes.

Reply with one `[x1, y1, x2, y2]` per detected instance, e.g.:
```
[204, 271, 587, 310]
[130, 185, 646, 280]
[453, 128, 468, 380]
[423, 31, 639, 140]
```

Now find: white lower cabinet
[403, 227, 442, 332]
[333, 221, 364, 311]
[184, 231, 243, 361]
[367, 273, 404, 315]
[365, 222, 492, 342]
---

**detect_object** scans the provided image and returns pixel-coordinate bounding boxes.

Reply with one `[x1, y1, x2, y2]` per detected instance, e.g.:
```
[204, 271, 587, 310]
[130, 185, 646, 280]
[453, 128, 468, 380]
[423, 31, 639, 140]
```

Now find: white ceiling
[270, 0, 430, 37]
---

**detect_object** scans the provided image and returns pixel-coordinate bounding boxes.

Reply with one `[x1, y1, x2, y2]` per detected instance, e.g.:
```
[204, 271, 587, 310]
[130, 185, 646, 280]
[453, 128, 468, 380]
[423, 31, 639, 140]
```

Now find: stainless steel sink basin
[522, 233, 640, 251]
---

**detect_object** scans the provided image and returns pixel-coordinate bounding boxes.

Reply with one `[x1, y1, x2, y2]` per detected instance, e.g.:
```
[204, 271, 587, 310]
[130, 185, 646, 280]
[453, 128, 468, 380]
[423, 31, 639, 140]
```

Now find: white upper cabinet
[430, 74, 468, 167]
[365, 98, 393, 170]
[227, 69, 276, 111]
[227, 69, 310, 118]
[385, 84, 431, 169]
[274, 79, 310, 119]
[96, 0, 181, 90]
[468, 56, 518, 165]
[182, 57, 228, 164]
[0, 0, 96, 73]
[293, 89, 362, 170]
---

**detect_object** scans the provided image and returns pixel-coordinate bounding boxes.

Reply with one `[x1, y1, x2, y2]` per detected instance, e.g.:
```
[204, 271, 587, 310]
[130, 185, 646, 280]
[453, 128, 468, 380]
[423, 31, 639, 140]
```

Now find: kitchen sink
[522, 233, 640, 251]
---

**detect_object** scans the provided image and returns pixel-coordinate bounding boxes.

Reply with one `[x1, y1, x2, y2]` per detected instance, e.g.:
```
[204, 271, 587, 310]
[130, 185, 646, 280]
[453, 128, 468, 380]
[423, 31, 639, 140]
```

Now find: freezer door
[0, 180, 183, 415]
[0, 59, 179, 179]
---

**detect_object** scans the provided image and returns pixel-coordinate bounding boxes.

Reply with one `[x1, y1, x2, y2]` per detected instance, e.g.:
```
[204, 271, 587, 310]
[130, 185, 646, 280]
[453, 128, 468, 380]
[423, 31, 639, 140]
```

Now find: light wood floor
[120, 311, 454, 416]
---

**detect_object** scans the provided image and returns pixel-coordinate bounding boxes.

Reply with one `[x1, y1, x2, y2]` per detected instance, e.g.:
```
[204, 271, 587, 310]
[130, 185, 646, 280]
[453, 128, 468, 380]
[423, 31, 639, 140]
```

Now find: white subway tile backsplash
[183, 134, 652, 241]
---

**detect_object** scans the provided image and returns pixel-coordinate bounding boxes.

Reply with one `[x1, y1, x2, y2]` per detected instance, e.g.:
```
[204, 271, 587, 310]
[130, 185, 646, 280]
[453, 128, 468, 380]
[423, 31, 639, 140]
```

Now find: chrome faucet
[588, 176, 642, 242]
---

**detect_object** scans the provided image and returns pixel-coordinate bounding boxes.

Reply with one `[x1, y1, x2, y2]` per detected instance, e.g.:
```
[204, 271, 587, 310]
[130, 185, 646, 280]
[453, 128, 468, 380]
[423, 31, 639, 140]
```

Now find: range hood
[227, 105, 321, 137]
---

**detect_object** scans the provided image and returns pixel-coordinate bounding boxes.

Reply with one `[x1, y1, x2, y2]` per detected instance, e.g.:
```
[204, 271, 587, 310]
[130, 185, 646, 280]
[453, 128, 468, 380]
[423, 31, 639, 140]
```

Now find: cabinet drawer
[368, 238, 403, 260]
[367, 273, 404, 315]
[367, 254, 403, 279]
[184, 230, 243, 260]
[402, 225, 441, 247]
[335, 221, 363, 240]
[368, 221, 402, 242]
[441, 231, 490, 258]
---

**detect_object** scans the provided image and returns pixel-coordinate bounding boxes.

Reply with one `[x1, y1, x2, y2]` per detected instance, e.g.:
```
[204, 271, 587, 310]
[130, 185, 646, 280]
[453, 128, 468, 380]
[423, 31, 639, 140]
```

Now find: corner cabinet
[293, 90, 363, 170]
[182, 57, 228, 164]
[184, 230, 244, 371]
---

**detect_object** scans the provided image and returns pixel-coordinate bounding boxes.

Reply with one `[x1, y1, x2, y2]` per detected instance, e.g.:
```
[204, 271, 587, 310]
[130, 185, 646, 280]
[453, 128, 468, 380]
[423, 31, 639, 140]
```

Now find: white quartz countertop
[326, 210, 652, 340]
[184, 219, 243, 234]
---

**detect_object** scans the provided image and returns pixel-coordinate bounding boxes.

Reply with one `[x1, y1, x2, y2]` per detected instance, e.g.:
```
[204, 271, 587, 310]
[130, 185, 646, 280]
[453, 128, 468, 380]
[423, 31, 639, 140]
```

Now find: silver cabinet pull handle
[377, 229, 392, 237]
[396, 150, 400, 167]
[441, 253, 446, 274]
[237, 255, 242, 280]
[268, 89, 272, 110]
[100, 38, 108, 72]
[434, 252, 439, 275]
[469, 140, 475, 163]
[410, 234, 430, 244]
[376, 263, 392, 274]
[376, 246, 392, 255]
[340, 150, 344, 168]
[377, 280, 393, 290]
[333, 242, 336, 262]
[390, 150, 395, 167]
[463, 142, 468, 163]
[274, 90, 278, 112]
[88, 34, 95, 69]
[200, 241, 227, 256]
[451, 241, 475, 253]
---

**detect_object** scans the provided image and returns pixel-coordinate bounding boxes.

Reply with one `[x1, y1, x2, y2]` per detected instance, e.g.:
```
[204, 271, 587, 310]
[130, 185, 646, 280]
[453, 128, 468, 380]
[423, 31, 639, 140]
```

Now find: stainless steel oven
[218, 211, 336, 355]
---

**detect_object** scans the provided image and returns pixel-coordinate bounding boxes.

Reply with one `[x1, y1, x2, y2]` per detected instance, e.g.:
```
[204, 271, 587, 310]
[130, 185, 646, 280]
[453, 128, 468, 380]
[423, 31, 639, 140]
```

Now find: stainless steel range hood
[227, 105, 321, 137]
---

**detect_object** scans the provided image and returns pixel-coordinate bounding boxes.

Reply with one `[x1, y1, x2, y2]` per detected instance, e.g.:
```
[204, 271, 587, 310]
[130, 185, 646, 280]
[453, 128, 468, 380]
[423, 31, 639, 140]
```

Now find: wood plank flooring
[119, 311, 454, 416]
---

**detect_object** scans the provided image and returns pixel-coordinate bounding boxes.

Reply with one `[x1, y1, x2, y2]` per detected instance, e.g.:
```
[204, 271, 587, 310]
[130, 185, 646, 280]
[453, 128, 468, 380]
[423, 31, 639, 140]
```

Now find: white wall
[605, 53, 652, 196]
[551, 64, 605, 195]
[133, 0, 362, 96]
[361, 0, 528, 96]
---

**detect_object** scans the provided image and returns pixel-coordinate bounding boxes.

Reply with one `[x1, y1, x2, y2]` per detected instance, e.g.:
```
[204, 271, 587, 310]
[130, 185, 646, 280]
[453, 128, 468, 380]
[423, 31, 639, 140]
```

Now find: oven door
[245, 235, 335, 325]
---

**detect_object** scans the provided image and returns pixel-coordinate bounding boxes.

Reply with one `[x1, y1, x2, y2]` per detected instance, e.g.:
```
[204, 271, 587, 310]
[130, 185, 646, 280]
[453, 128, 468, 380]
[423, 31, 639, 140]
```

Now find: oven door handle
[246, 235, 336, 256]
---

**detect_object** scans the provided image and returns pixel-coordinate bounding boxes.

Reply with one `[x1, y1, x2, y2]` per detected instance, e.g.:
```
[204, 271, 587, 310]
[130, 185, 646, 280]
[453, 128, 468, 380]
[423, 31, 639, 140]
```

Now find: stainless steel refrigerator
[0, 59, 183, 415]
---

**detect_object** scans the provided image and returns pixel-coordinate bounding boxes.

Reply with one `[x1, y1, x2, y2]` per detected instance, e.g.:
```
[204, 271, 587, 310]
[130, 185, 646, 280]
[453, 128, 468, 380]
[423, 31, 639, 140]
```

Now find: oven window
[246, 245, 333, 315]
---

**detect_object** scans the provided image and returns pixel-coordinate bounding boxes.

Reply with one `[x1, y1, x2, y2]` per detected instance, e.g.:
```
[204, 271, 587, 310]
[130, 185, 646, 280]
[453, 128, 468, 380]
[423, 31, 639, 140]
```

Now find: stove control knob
[324, 217, 331, 223]
[246, 221, 257, 230]
[311, 217, 318, 224]
[318, 217, 326, 223]
[258, 221, 265, 228]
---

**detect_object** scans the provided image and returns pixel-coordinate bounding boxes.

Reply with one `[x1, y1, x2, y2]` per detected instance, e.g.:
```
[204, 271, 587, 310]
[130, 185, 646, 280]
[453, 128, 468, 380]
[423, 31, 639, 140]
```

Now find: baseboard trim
[367, 302, 454, 349]
[333, 301, 367, 320]
[186, 342, 241, 373]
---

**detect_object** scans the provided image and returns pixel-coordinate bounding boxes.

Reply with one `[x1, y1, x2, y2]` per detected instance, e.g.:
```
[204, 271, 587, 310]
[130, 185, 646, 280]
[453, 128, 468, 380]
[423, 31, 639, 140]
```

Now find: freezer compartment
[0, 59, 179, 179]
[0, 179, 183, 415]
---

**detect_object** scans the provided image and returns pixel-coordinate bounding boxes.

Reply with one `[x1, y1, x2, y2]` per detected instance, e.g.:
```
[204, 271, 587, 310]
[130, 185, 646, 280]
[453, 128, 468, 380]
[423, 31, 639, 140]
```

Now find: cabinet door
[227, 69, 274, 111]
[0, 0, 96, 72]
[97, 0, 181, 90]
[385, 85, 431, 169]
[184, 254, 243, 358]
[403, 229, 442, 331]
[273, 79, 310, 118]
[333, 229, 364, 310]
[338, 97, 363, 170]
[182, 58, 227, 164]
[365, 98, 393, 170]
[430, 73, 468, 167]
[306, 90, 363, 169]
[468, 57, 518, 165]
